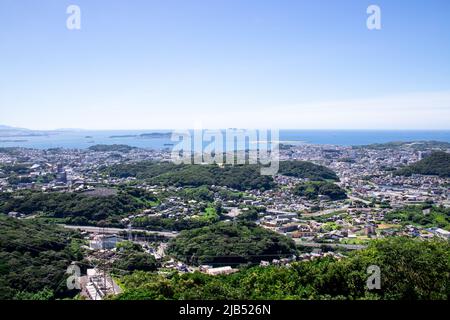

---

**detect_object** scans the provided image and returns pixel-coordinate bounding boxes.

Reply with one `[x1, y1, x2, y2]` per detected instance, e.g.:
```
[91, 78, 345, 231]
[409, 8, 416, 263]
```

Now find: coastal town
[1, 140, 449, 299]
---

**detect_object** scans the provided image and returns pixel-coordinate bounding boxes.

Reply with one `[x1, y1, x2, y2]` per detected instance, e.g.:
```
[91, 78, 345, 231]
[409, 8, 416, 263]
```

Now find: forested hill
[395, 151, 450, 177]
[103, 160, 339, 190]
[167, 221, 296, 266]
[0, 188, 157, 226]
[0, 216, 82, 300]
[278, 161, 339, 181]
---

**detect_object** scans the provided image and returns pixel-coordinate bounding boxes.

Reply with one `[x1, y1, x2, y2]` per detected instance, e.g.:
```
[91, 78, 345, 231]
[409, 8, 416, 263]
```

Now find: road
[294, 239, 367, 250]
[301, 205, 349, 217]
[266, 209, 298, 215]
[62, 225, 179, 238]
[267, 206, 351, 218]
[348, 195, 372, 205]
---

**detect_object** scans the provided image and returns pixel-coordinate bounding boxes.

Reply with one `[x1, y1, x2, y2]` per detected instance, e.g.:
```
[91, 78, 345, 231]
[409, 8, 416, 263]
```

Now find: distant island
[109, 135, 136, 138]
[110, 132, 172, 139]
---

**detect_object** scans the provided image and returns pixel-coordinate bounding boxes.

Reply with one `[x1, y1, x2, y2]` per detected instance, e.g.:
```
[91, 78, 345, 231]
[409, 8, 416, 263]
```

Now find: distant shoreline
[1, 128, 450, 150]
[0, 139, 28, 143]
[109, 132, 172, 139]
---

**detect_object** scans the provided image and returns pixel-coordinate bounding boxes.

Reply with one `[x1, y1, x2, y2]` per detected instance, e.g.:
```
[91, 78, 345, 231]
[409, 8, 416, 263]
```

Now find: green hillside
[167, 221, 296, 266]
[395, 151, 450, 177]
[0, 216, 82, 300]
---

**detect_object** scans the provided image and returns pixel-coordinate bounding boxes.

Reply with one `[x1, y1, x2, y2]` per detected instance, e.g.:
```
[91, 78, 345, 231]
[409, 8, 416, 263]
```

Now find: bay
[0, 129, 449, 150]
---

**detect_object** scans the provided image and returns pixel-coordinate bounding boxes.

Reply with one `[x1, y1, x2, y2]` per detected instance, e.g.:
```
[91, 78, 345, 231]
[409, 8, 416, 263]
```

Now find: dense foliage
[112, 241, 159, 274]
[167, 221, 296, 266]
[104, 161, 177, 179]
[385, 205, 450, 230]
[7, 173, 56, 185]
[0, 189, 157, 226]
[0, 163, 31, 175]
[105, 161, 275, 191]
[279, 161, 339, 181]
[179, 186, 215, 202]
[395, 151, 450, 177]
[236, 206, 265, 222]
[155, 165, 275, 190]
[0, 216, 82, 300]
[115, 237, 450, 300]
[104, 160, 340, 190]
[293, 181, 347, 201]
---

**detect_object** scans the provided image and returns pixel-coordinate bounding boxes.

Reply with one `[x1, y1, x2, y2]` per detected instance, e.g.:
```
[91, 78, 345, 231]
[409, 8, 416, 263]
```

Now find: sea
[0, 130, 449, 150]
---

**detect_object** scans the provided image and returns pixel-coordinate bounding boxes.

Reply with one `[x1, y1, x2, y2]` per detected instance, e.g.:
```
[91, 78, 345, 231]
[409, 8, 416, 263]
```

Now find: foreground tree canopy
[116, 237, 450, 300]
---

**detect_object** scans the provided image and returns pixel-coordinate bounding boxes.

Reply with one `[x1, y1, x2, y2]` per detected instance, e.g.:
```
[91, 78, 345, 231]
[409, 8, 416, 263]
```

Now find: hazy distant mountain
[53, 128, 86, 132]
[0, 124, 49, 137]
[0, 124, 29, 130]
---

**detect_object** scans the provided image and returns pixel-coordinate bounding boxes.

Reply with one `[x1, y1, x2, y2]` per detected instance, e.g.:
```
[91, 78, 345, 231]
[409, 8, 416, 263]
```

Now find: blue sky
[1, 0, 450, 130]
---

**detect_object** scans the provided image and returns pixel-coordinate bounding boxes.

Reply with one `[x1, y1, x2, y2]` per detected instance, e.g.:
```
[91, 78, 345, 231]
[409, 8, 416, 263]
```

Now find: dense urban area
[0, 139, 449, 300]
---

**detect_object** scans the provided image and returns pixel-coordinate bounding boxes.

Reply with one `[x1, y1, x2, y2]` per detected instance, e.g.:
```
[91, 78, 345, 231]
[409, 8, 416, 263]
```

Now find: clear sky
[1, 0, 450, 130]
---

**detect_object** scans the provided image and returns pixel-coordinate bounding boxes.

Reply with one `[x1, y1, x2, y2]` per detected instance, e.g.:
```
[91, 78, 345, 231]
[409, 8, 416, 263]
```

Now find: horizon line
[2, 125, 450, 132]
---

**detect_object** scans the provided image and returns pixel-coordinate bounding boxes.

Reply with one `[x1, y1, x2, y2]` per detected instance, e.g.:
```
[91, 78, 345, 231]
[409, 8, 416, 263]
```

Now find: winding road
[62, 225, 179, 238]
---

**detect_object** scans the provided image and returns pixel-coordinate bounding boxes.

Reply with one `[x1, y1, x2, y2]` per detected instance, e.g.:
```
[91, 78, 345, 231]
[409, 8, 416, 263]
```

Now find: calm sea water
[1, 130, 449, 150]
